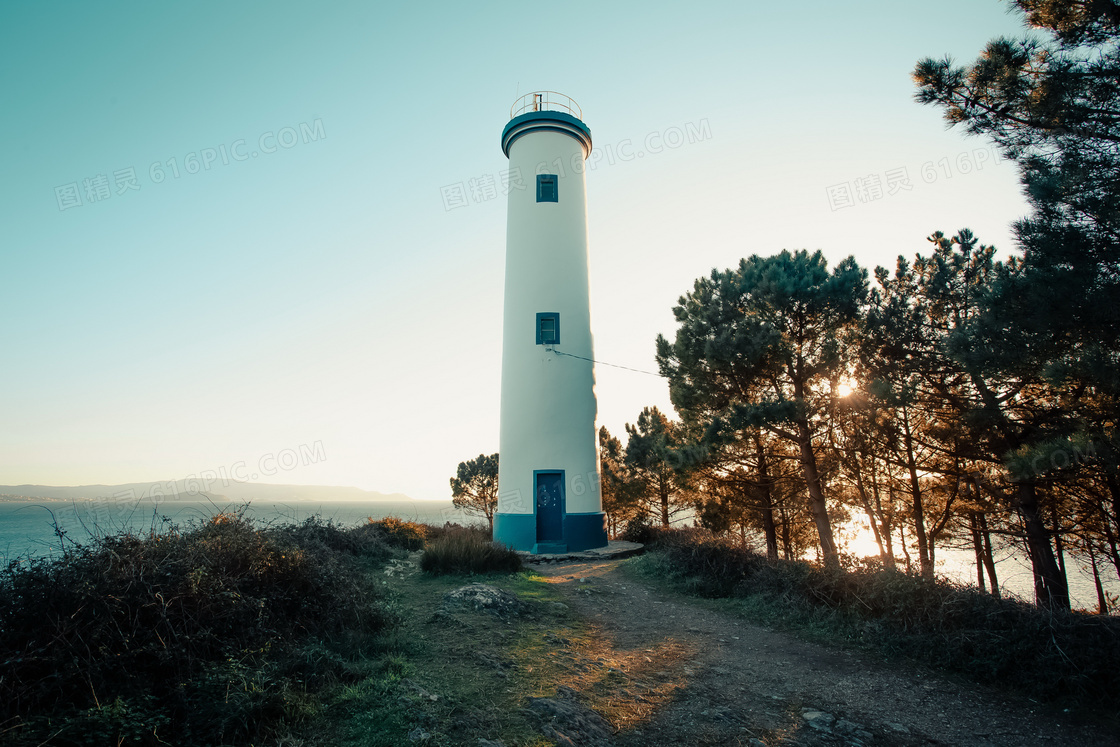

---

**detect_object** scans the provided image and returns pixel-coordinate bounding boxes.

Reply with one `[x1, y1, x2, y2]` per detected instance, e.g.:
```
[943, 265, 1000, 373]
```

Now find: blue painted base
[493, 512, 536, 551]
[564, 512, 608, 552]
[493, 511, 608, 552]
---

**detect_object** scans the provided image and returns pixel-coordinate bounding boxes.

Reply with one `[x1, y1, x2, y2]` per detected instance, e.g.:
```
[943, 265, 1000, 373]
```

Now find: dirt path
[535, 558, 1117, 747]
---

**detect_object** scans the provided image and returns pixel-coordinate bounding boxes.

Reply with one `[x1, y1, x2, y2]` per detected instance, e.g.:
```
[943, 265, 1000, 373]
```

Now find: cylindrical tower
[493, 92, 607, 553]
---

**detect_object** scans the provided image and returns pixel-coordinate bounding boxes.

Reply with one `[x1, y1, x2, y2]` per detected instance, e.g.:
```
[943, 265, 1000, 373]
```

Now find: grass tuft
[419, 526, 522, 575]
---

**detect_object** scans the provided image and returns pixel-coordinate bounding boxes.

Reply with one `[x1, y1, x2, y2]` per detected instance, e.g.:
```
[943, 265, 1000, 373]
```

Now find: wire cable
[548, 348, 666, 377]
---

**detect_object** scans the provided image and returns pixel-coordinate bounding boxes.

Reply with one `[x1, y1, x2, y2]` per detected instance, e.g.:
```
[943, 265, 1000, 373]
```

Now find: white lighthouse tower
[493, 92, 608, 553]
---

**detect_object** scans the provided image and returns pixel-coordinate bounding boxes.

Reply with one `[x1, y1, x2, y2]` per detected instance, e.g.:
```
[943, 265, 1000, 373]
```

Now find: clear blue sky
[1, 1, 1032, 499]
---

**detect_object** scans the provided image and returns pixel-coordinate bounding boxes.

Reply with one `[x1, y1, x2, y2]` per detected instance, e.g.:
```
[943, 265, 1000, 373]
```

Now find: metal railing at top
[509, 91, 583, 121]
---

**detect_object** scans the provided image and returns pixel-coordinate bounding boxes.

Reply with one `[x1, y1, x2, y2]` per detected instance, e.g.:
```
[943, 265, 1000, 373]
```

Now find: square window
[536, 174, 558, 203]
[536, 312, 560, 344]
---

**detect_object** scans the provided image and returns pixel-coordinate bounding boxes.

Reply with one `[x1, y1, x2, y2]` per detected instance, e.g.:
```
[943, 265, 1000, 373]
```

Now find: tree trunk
[902, 407, 932, 579]
[898, 516, 912, 573]
[873, 477, 895, 569]
[794, 415, 838, 566]
[1017, 481, 1071, 611]
[659, 472, 670, 527]
[779, 507, 794, 561]
[1106, 471, 1120, 538]
[977, 509, 1000, 598]
[755, 434, 779, 561]
[1100, 510, 1120, 583]
[1088, 542, 1109, 615]
[969, 513, 987, 592]
[853, 465, 887, 563]
[1103, 473, 1120, 581]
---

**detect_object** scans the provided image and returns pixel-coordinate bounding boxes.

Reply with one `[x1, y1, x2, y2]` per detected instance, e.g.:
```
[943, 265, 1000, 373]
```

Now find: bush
[287, 514, 393, 560]
[640, 527, 1120, 710]
[424, 521, 490, 542]
[419, 526, 522, 575]
[620, 516, 662, 545]
[0, 511, 393, 746]
[364, 516, 428, 551]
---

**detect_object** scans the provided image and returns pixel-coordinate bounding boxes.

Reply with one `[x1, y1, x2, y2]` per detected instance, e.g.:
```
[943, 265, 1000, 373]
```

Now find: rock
[442, 583, 526, 618]
[885, 721, 910, 734]
[525, 685, 612, 747]
[407, 727, 430, 742]
[801, 709, 836, 731]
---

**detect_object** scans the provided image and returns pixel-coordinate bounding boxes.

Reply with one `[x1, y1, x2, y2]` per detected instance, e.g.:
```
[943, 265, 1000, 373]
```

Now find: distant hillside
[0, 482, 415, 503]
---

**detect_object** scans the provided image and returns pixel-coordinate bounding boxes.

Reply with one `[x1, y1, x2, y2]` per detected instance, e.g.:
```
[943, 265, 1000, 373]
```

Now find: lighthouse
[493, 92, 608, 553]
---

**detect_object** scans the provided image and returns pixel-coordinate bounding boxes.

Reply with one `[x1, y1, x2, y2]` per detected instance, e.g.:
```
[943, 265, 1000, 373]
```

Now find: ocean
[0, 499, 1114, 611]
[0, 498, 472, 561]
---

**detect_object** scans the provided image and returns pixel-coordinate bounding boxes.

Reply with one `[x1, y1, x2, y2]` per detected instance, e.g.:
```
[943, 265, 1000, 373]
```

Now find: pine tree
[598, 426, 643, 537]
[656, 250, 868, 566]
[623, 407, 693, 527]
[914, 2, 1120, 566]
[449, 453, 499, 533]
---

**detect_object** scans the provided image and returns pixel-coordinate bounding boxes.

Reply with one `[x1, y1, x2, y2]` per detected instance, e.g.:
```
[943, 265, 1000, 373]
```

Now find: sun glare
[836, 382, 854, 397]
[841, 519, 882, 559]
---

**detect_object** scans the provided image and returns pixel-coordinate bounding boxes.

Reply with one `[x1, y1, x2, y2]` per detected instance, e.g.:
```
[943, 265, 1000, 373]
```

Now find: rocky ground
[527, 558, 1118, 747]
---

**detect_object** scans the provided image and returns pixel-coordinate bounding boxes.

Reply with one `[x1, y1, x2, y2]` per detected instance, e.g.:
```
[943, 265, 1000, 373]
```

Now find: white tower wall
[493, 97, 607, 553]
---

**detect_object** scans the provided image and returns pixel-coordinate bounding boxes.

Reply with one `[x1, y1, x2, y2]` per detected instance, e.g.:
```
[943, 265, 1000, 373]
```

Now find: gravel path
[535, 558, 1118, 747]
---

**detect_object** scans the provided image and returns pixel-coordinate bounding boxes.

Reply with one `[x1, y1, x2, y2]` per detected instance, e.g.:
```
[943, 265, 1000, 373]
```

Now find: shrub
[364, 516, 428, 551]
[419, 526, 522, 575]
[423, 521, 489, 542]
[284, 514, 393, 560]
[619, 516, 662, 545]
[0, 511, 393, 746]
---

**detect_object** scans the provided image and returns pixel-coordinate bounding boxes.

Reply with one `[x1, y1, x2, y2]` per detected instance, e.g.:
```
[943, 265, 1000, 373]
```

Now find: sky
[0, 1, 1036, 501]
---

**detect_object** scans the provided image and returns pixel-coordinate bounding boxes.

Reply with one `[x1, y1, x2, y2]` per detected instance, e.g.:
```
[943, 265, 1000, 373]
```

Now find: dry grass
[419, 525, 522, 575]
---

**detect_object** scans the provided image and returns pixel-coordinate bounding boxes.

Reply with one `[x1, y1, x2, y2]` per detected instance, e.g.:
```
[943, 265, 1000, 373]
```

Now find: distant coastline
[0, 482, 420, 504]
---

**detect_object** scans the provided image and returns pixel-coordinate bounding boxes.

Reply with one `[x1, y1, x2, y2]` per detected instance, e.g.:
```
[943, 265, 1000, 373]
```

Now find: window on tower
[536, 312, 560, 345]
[536, 174, 558, 203]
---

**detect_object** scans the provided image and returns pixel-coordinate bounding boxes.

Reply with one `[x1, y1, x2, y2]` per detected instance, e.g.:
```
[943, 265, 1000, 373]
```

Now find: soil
[533, 558, 1119, 747]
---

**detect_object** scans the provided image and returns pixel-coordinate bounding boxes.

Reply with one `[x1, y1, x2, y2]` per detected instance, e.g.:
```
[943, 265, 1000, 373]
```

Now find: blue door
[535, 471, 564, 541]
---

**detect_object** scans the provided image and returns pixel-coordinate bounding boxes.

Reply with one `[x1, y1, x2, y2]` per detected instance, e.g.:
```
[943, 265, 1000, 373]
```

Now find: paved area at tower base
[519, 540, 644, 564]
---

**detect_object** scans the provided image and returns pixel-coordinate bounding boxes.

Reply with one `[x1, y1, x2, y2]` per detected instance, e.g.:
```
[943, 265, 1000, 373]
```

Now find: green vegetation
[0, 512, 395, 746]
[419, 525, 523, 575]
[325, 565, 584, 746]
[449, 452, 500, 533]
[583, 1, 1120, 617]
[628, 527, 1120, 714]
[0, 514, 543, 746]
[365, 515, 428, 550]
